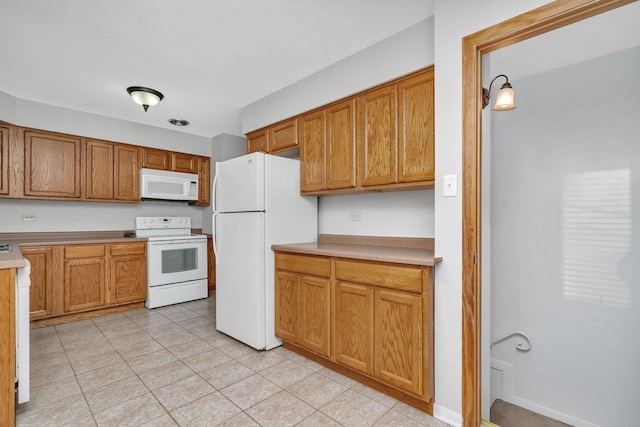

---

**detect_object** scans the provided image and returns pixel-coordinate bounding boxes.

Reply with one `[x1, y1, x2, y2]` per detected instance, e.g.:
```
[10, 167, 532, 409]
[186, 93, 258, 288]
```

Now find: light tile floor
[18, 296, 450, 427]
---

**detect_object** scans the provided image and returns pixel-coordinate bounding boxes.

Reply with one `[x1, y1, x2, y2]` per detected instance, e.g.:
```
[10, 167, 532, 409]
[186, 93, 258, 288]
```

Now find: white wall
[241, 17, 435, 134]
[0, 92, 216, 233]
[433, 1, 550, 424]
[319, 190, 434, 237]
[489, 47, 640, 427]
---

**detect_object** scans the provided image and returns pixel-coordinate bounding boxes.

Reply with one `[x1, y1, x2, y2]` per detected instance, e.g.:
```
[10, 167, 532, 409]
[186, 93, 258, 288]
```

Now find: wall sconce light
[482, 74, 516, 111]
[127, 86, 164, 112]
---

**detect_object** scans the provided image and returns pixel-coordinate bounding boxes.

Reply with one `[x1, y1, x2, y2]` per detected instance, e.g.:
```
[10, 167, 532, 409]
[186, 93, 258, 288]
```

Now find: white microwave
[140, 168, 199, 201]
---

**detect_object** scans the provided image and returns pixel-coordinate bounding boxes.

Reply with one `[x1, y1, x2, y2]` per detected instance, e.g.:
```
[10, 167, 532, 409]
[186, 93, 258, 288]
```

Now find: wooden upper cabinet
[86, 140, 114, 200]
[172, 152, 198, 173]
[0, 126, 9, 195]
[357, 84, 398, 187]
[398, 68, 435, 183]
[327, 99, 357, 190]
[196, 156, 211, 206]
[24, 131, 82, 198]
[141, 147, 171, 170]
[269, 118, 298, 153]
[114, 144, 139, 201]
[247, 129, 268, 154]
[299, 110, 326, 192]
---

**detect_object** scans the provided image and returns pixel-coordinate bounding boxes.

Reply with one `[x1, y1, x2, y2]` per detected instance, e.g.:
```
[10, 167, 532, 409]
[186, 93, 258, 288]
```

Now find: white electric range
[135, 216, 208, 308]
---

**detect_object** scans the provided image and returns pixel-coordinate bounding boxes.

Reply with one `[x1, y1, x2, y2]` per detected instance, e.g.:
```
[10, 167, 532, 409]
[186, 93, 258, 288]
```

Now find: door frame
[461, 0, 635, 425]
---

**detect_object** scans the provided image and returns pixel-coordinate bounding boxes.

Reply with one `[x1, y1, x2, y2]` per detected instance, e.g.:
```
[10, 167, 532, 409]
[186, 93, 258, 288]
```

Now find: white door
[214, 152, 265, 213]
[214, 211, 266, 349]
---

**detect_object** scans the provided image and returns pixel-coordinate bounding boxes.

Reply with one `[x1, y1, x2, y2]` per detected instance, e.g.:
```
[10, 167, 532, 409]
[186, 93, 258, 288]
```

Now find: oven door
[147, 238, 207, 286]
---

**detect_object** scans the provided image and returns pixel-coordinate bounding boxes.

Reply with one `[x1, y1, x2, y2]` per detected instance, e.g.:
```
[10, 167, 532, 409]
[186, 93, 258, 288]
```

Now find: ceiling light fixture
[169, 118, 190, 127]
[126, 86, 164, 112]
[482, 74, 516, 111]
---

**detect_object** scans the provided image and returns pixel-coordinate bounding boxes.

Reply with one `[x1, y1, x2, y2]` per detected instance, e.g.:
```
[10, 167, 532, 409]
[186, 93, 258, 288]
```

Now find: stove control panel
[135, 216, 192, 230]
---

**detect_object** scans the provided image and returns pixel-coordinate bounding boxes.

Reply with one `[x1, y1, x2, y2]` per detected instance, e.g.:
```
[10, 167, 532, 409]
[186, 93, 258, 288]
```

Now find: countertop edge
[0, 245, 25, 269]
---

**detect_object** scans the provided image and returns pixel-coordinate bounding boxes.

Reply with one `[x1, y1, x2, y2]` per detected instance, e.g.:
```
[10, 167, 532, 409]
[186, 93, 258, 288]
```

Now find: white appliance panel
[215, 211, 267, 349]
[214, 152, 265, 213]
[145, 279, 208, 309]
[147, 238, 207, 287]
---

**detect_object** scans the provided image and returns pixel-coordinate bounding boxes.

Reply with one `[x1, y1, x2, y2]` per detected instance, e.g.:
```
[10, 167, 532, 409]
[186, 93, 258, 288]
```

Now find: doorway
[461, 0, 638, 426]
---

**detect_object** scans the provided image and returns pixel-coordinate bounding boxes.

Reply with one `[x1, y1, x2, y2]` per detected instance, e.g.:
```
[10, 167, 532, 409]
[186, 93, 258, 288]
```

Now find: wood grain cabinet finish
[299, 110, 326, 192]
[21, 245, 54, 320]
[326, 99, 357, 190]
[86, 139, 115, 200]
[335, 281, 374, 374]
[398, 68, 435, 183]
[246, 128, 268, 154]
[275, 253, 331, 355]
[114, 144, 139, 201]
[207, 236, 216, 292]
[110, 242, 146, 305]
[63, 244, 107, 313]
[0, 126, 9, 195]
[141, 147, 171, 170]
[196, 156, 211, 206]
[269, 118, 298, 153]
[172, 152, 198, 173]
[357, 83, 398, 187]
[274, 251, 435, 409]
[24, 131, 82, 198]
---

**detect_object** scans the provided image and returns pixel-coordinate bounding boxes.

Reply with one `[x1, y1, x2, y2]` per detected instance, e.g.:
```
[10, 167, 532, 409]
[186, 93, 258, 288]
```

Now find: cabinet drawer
[335, 259, 422, 293]
[64, 244, 106, 259]
[110, 242, 146, 257]
[275, 253, 330, 278]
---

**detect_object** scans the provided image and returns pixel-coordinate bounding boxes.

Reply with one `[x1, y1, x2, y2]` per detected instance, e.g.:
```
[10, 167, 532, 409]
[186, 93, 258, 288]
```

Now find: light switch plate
[443, 175, 457, 197]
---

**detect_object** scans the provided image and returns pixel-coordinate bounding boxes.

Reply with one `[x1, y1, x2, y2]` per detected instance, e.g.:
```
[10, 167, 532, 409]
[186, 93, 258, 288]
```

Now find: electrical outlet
[443, 175, 457, 197]
[348, 210, 361, 221]
[21, 214, 37, 222]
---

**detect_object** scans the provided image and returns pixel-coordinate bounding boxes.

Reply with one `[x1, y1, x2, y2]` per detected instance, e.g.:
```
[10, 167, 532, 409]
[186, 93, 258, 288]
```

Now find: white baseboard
[434, 404, 463, 427]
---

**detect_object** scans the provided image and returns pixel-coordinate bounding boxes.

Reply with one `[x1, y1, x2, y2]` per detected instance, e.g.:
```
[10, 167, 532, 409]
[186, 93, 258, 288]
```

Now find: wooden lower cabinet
[110, 242, 146, 305]
[21, 245, 55, 320]
[63, 245, 108, 313]
[23, 241, 147, 324]
[275, 251, 434, 412]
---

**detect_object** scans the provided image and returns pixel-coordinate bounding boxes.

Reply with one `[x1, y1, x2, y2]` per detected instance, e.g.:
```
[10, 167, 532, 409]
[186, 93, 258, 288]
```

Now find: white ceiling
[0, 0, 434, 138]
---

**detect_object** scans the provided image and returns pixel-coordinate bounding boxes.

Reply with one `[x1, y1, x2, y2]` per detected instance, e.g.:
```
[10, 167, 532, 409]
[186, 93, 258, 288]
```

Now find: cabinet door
[64, 257, 106, 313]
[196, 156, 210, 206]
[141, 147, 170, 170]
[327, 99, 356, 190]
[86, 140, 114, 200]
[0, 126, 9, 195]
[114, 144, 139, 201]
[110, 255, 146, 305]
[357, 84, 397, 187]
[299, 110, 326, 192]
[374, 289, 423, 396]
[22, 246, 54, 320]
[275, 270, 300, 343]
[24, 131, 82, 198]
[335, 281, 374, 374]
[207, 237, 216, 292]
[398, 69, 435, 183]
[269, 118, 298, 153]
[301, 275, 331, 357]
[246, 129, 268, 153]
[172, 152, 198, 173]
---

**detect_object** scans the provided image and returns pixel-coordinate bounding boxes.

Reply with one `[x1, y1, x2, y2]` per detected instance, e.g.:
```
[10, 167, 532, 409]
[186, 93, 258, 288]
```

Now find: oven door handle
[212, 212, 219, 265]
[148, 239, 205, 246]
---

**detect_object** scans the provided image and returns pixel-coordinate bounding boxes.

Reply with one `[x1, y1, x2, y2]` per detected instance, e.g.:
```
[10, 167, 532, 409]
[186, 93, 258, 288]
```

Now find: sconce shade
[127, 86, 164, 112]
[482, 74, 516, 111]
[493, 84, 515, 111]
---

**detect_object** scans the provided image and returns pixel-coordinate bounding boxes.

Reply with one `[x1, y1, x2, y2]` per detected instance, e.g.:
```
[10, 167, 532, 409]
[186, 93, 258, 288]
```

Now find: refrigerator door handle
[212, 212, 220, 265]
[212, 161, 220, 213]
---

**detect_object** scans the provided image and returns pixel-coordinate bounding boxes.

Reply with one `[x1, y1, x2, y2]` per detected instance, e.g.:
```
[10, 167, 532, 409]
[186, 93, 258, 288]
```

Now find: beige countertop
[272, 234, 442, 267]
[0, 243, 26, 269]
[0, 231, 148, 247]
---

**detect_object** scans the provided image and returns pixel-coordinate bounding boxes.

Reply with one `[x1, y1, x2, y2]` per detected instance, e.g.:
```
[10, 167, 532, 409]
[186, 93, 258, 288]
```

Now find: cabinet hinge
[473, 253, 478, 264]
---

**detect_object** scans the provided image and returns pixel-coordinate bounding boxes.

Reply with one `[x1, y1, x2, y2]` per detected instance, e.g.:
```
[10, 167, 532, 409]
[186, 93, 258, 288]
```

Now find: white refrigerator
[212, 152, 317, 350]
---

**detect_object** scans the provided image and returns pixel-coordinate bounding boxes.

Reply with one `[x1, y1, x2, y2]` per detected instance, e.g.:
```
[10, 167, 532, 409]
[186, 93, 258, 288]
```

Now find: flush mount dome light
[126, 86, 164, 112]
[169, 118, 190, 126]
